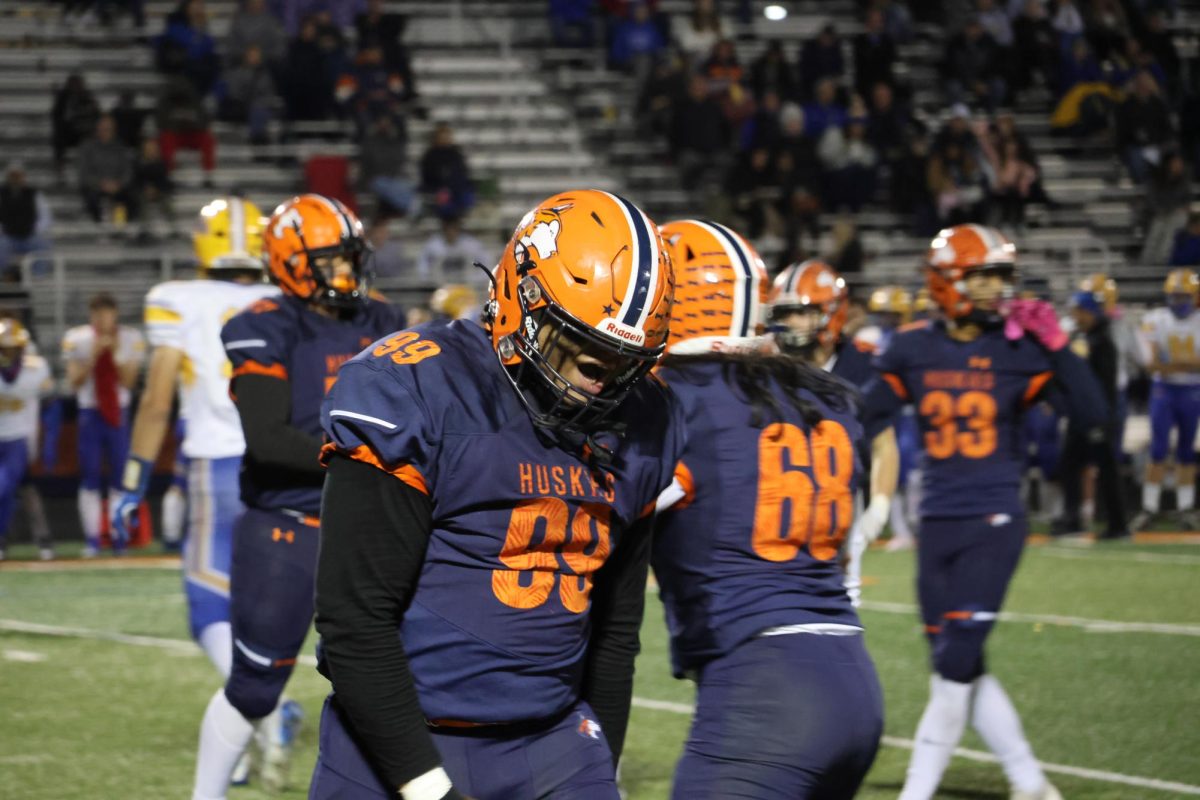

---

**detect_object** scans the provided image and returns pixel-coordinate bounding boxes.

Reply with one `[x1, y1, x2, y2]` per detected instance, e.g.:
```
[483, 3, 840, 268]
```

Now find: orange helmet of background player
[659, 219, 768, 354]
[263, 194, 371, 308]
[924, 224, 1017, 320]
[768, 259, 849, 352]
[486, 189, 673, 433]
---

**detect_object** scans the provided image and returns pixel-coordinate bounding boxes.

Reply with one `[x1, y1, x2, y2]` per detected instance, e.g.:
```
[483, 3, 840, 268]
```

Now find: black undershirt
[315, 454, 650, 793]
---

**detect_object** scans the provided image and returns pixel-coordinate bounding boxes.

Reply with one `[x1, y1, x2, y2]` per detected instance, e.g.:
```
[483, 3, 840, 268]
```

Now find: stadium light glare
[764, 4, 787, 21]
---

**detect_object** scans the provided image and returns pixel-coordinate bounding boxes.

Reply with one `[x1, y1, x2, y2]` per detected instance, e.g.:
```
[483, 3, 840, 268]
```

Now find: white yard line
[630, 698, 1200, 795]
[2, 649, 47, 663]
[0, 557, 180, 573]
[1040, 547, 1200, 566]
[858, 600, 1200, 637]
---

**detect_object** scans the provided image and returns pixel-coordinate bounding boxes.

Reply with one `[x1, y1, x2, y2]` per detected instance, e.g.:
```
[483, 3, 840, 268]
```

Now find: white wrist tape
[400, 767, 452, 800]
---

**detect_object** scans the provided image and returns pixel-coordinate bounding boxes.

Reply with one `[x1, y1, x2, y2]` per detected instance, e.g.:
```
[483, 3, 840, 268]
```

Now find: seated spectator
[219, 45, 280, 145]
[878, 0, 914, 43]
[717, 81, 756, 133]
[0, 162, 52, 272]
[276, 0, 365, 35]
[132, 138, 174, 237]
[1013, 0, 1059, 95]
[993, 112, 1054, 206]
[356, 0, 417, 94]
[336, 45, 410, 138]
[740, 89, 783, 152]
[283, 15, 337, 121]
[51, 74, 100, 177]
[749, 41, 796, 103]
[1141, 152, 1190, 266]
[980, 132, 1037, 228]
[867, 82, 912, 164]
[416, 217, 492, 280]
[367, 221, 410, 280]
[827, 217, 864, 274]
[226, 0, 287, 68]
[549, 0, 596, 48]
[156, 75, 217, 184]
[156, 0, 220, 95]
[819, 113, 880, 212]
[1143, 10, 1180, 98]
[1115, 69, 1174, 184]
[419, 123, 474, 220]
[674, 0, 726, 63]
[942, 17, 1007, 111]
[1082, 0, 1129, 61]
[669, 74, 730, 189]
[1050, 37, 1115, 136]
[609, 2, 666, 77]
[76, 115, 139, 223]
[802, 78, 847, 140]
[111, 91, 148, 151]
[928, 136, 985, 226]
[726, 147, 780, 238]
[1111, 38, 1167, 94]
[1170, 212, 1200, 267]
[636, 53, 687, 139]
[775, 103, 822, 245]
[360, 115, 417, 219]
[891, 127, 937, 235]
[799, 24, 845, 101]
[1051, 0, 1085, 40]
[976, 0, 1012, 49]
[854, 7, 897, 98]
[934, 103, 979, 154]
[702, 39, 743, 94]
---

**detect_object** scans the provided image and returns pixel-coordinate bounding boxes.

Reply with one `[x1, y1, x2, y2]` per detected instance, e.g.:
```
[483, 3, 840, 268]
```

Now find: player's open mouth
[574, 361, 608, 396]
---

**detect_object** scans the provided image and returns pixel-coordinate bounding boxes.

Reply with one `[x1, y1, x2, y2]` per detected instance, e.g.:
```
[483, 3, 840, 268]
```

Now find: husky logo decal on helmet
[485, 190, 673, 434]
[263, 194, 372, 309]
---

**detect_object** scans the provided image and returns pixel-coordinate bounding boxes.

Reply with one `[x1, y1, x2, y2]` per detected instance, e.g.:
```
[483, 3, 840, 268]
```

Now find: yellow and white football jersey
[1141, 307, 1200, 386]
[0, 354, 52, 446]
[144, 279, 279, 459]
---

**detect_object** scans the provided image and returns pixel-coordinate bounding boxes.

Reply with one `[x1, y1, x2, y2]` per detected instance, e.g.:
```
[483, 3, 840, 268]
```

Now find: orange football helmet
[486, 189, 673, 433]
[768, 259, 848, 354]
[264, 194, 371, 308]
[925, 224, 1017, 320]
[659, 219, 768, 354]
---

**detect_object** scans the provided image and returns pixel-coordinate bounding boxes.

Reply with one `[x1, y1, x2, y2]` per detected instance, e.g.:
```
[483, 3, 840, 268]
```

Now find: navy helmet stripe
[612, 193, 653, 327]
[705, 220, 755, 337]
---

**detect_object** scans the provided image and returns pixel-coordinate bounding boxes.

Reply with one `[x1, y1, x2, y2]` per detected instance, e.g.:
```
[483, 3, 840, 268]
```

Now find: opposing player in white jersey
[61, 294, 146, 556]
[111, 197, 278, 678]
[1134, 268, 1200, 529]
[0, 320, 53, 561]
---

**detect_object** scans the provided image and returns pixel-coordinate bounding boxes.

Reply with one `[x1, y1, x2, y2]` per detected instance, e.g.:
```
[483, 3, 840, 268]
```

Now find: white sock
[198, 622, 233, 679]
[890, 494, 913, 541]
[1178, 485, 1195, 511]
[971, 674, 1046, 794]
[193, 689, 255, 800]
[162, 484, 187, 544]
[78, 488, 102, 540]
[1143, 483, 1161, 513]
[899, 675, 973, 800]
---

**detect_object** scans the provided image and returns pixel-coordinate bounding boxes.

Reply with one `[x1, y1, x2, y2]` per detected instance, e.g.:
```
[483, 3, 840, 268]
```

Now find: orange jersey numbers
[492, 498, 612, 614]
[919, 389, 998, 459]
[372, 331, 442, 365]
[752, 421, 854, 563]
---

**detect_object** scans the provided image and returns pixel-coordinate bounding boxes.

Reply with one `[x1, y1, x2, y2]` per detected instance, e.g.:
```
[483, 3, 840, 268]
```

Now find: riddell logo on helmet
[600, 318, 645, 346]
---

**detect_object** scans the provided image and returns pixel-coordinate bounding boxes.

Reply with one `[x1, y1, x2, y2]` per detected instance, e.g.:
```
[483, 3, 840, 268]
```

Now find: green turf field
[1, 539, 1198, 799]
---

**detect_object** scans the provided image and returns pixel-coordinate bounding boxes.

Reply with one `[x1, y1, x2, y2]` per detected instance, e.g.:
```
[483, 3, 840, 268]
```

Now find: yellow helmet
[912, 287, 931, 314]
[1165, 268, 1199, 300]
[430, 284, 479, 321]
[1079, 272, 1118, 312]
[193, 197, 266, 271]
[868, 285, 913, 320]
[0, 318, 30, 349]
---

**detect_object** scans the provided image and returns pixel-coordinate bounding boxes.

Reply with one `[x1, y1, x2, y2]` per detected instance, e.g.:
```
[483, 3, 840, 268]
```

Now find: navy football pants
[917, 514, 1027, 683]
[671, 632, 883, 800]
[308, 696, 620, 799]
[224, 507, 319, 720]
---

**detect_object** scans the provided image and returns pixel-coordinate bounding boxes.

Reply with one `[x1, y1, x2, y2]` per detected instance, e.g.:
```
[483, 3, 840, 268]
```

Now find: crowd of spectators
[559, 0, 1195, 267]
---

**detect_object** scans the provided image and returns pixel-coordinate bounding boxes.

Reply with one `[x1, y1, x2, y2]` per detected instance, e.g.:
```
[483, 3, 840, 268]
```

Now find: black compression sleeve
[316, 454, 444, 793]
[580, 514, 653, 765]
[232, 373, 325, 475]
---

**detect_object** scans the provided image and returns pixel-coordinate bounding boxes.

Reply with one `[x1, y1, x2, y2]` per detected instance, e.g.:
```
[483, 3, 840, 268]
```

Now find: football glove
[110, 456, 151, 546]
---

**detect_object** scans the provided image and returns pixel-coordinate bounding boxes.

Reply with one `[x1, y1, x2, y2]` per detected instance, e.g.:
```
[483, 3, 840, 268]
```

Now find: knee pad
[932, 617, 990, 684]
[225, 646, 288, 721]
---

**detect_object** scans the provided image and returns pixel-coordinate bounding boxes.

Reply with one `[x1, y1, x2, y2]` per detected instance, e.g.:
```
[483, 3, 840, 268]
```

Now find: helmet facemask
[961, 263, 1018, 326]
[288, 225, 374, 310]
[497, 274, 661, 435]
[769, 302, 834, 357]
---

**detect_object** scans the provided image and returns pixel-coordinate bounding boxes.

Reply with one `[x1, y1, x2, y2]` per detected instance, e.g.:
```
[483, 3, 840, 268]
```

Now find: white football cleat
[1011, 783, 1063, 800]
[258, 699, 304, 792]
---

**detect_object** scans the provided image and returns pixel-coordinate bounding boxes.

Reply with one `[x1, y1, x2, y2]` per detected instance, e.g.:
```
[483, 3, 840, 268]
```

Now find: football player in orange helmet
[769, 259, 900, 601]
[652, 219, 884, 798]
[867, 224, 1106, 800]
[311, 190, 684, 800]
[192, 194, 406, 799]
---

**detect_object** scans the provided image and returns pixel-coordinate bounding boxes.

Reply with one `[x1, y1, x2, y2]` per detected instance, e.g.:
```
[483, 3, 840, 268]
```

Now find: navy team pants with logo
[671, 631, 883, 800]
[308, 697, 620, 799]
[917, 513, 1028, 684]
[224, 507, 320, 720]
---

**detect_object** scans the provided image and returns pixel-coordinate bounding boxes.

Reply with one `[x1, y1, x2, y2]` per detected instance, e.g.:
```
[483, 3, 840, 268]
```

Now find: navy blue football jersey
[321, 319, 684, 723]
[865, 320, 1061, 518]
[652, 360, 863, 677]
[222, 295, 405, 515]
[829, 336, 877, 389]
